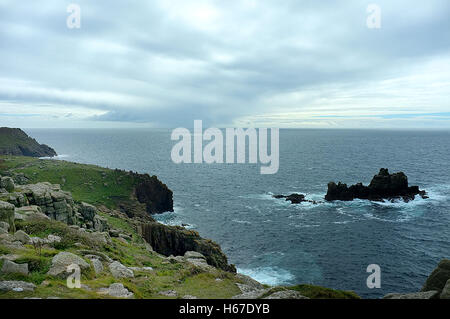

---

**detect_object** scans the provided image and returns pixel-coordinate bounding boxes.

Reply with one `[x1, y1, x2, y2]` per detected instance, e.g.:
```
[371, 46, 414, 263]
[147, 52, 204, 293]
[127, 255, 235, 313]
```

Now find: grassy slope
[0, 129, 33, 148]
[0, 156, 137, 208]
[0, 156, 360, 299]
[1, 218, 242, 299]
[0, 128, 55, 156]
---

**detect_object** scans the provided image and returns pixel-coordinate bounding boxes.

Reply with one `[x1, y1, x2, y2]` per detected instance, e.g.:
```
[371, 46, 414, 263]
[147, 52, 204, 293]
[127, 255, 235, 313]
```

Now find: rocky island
[325, 168, 427, 202]
[273, 194, 318, 204]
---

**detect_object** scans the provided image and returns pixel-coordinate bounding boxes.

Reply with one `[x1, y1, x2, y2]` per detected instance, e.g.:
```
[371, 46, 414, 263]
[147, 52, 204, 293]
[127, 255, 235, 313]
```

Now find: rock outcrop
[88, 257, 104, 275]
[1, 260, 29, 276]
[140, 222, 236, 272]
[440, 279, 450, 299]
[383, 290, 439, 299]
[20, 183, 76, 224]
[13, 230, 30, 244]
[381, 258, 450, 299]
[15, 206, 50, 221]
[47, 252, 90, 277]
[183, 251, 213, 270]
[273, 193, 317, 204]
[98, 283, 134, 298]
[0, 280, 36, 292]
[383, 291, 439, 299]
[325, 168, 427, 202]
[421, 259, 450, 294]
[264, 290, 309, 299]
[0, 200, 15, 233]
[0, 176, 15, 192]
[0, 127, 57, 157]
[108, 261, 134, 278]
[0, 178, 111, 232]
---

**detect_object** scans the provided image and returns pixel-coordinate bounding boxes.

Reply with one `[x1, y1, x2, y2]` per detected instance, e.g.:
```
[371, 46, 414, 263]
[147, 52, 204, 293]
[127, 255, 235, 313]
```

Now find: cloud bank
[0, 0, 449, 128]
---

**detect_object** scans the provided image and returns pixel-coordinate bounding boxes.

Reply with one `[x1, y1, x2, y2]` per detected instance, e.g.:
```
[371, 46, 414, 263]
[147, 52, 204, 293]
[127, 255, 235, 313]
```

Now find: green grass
[97, 211, 143, 244]
[0, 156, 139, 208]
[177, 272, 241, 299]
[15, 219, 101, 250]
[287, 284, 360, 299]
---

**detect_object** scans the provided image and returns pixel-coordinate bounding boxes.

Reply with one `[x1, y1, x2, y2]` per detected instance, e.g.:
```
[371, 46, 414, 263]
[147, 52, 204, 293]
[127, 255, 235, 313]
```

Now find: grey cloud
[0, 0, 449, 128]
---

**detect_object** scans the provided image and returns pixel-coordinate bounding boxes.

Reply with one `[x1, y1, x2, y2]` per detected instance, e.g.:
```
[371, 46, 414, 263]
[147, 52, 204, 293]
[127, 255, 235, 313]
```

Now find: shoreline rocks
[421, 259, 450, 294]
[325, 168, 427, 202]
[440, 280, 450, 299]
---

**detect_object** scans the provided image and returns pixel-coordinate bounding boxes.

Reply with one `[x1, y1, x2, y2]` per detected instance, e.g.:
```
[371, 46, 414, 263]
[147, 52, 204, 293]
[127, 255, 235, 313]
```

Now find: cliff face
[140, 222, 236, 272]
[134, 174, 173, 214]
[0, 128, 57, 157]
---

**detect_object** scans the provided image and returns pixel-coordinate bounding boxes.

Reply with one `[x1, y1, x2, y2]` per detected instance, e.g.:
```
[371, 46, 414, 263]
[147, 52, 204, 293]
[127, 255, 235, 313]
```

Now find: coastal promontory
[0, 128, 57, 157]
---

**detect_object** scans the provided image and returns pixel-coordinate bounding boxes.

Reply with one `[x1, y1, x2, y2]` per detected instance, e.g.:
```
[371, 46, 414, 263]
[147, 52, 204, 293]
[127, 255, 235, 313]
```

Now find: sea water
[28, 128, 450, 298]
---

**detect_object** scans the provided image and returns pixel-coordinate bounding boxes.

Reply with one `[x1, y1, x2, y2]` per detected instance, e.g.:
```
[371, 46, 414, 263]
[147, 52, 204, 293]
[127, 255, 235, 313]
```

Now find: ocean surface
[27, 128, 450, 298]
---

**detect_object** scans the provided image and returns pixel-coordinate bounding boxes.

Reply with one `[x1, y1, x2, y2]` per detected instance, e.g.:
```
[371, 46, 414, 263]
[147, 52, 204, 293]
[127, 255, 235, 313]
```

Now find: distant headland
[0, 127, 57, 158]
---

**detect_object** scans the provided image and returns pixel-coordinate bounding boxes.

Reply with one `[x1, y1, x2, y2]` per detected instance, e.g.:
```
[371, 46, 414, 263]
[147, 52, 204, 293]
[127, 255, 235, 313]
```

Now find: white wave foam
[332, 220, 354, 225]
[362, 213, 395, 223]
[232, 219, 252, 225]
[289, 222, 321, 228]
[153, 209, 195, 228]
[237, 266, 295, 286]
[40, 154, 70, 160]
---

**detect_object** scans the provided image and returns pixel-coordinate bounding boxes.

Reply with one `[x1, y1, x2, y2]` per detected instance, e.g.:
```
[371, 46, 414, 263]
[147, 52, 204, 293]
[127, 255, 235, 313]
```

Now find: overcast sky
[0, 0, 449, 129]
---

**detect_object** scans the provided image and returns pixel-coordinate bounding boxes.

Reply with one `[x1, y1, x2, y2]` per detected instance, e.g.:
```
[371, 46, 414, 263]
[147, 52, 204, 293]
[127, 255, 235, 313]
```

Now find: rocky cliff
[139, 222, 236, 272]
[0, 158, 231, 273]
[134, 173, 173, 214]
[0, 128, 57, 157]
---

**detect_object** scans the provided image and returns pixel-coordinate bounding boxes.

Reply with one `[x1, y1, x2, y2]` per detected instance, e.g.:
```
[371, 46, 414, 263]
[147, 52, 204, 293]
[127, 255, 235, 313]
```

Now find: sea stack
[325, 168, 427, 202]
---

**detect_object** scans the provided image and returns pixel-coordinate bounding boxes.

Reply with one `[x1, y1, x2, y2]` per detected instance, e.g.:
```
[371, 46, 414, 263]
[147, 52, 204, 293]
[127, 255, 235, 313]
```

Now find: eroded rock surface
[0, 280, 36, 292]
[421, 259, 450, 294]
[109, 261, 134, 279]
[98, 283, 134, 298]
[140, 222, 236, 272]
[1, 260, 29, 276]
[47, 252, 90, 277]
[0, 200, 15, 232]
